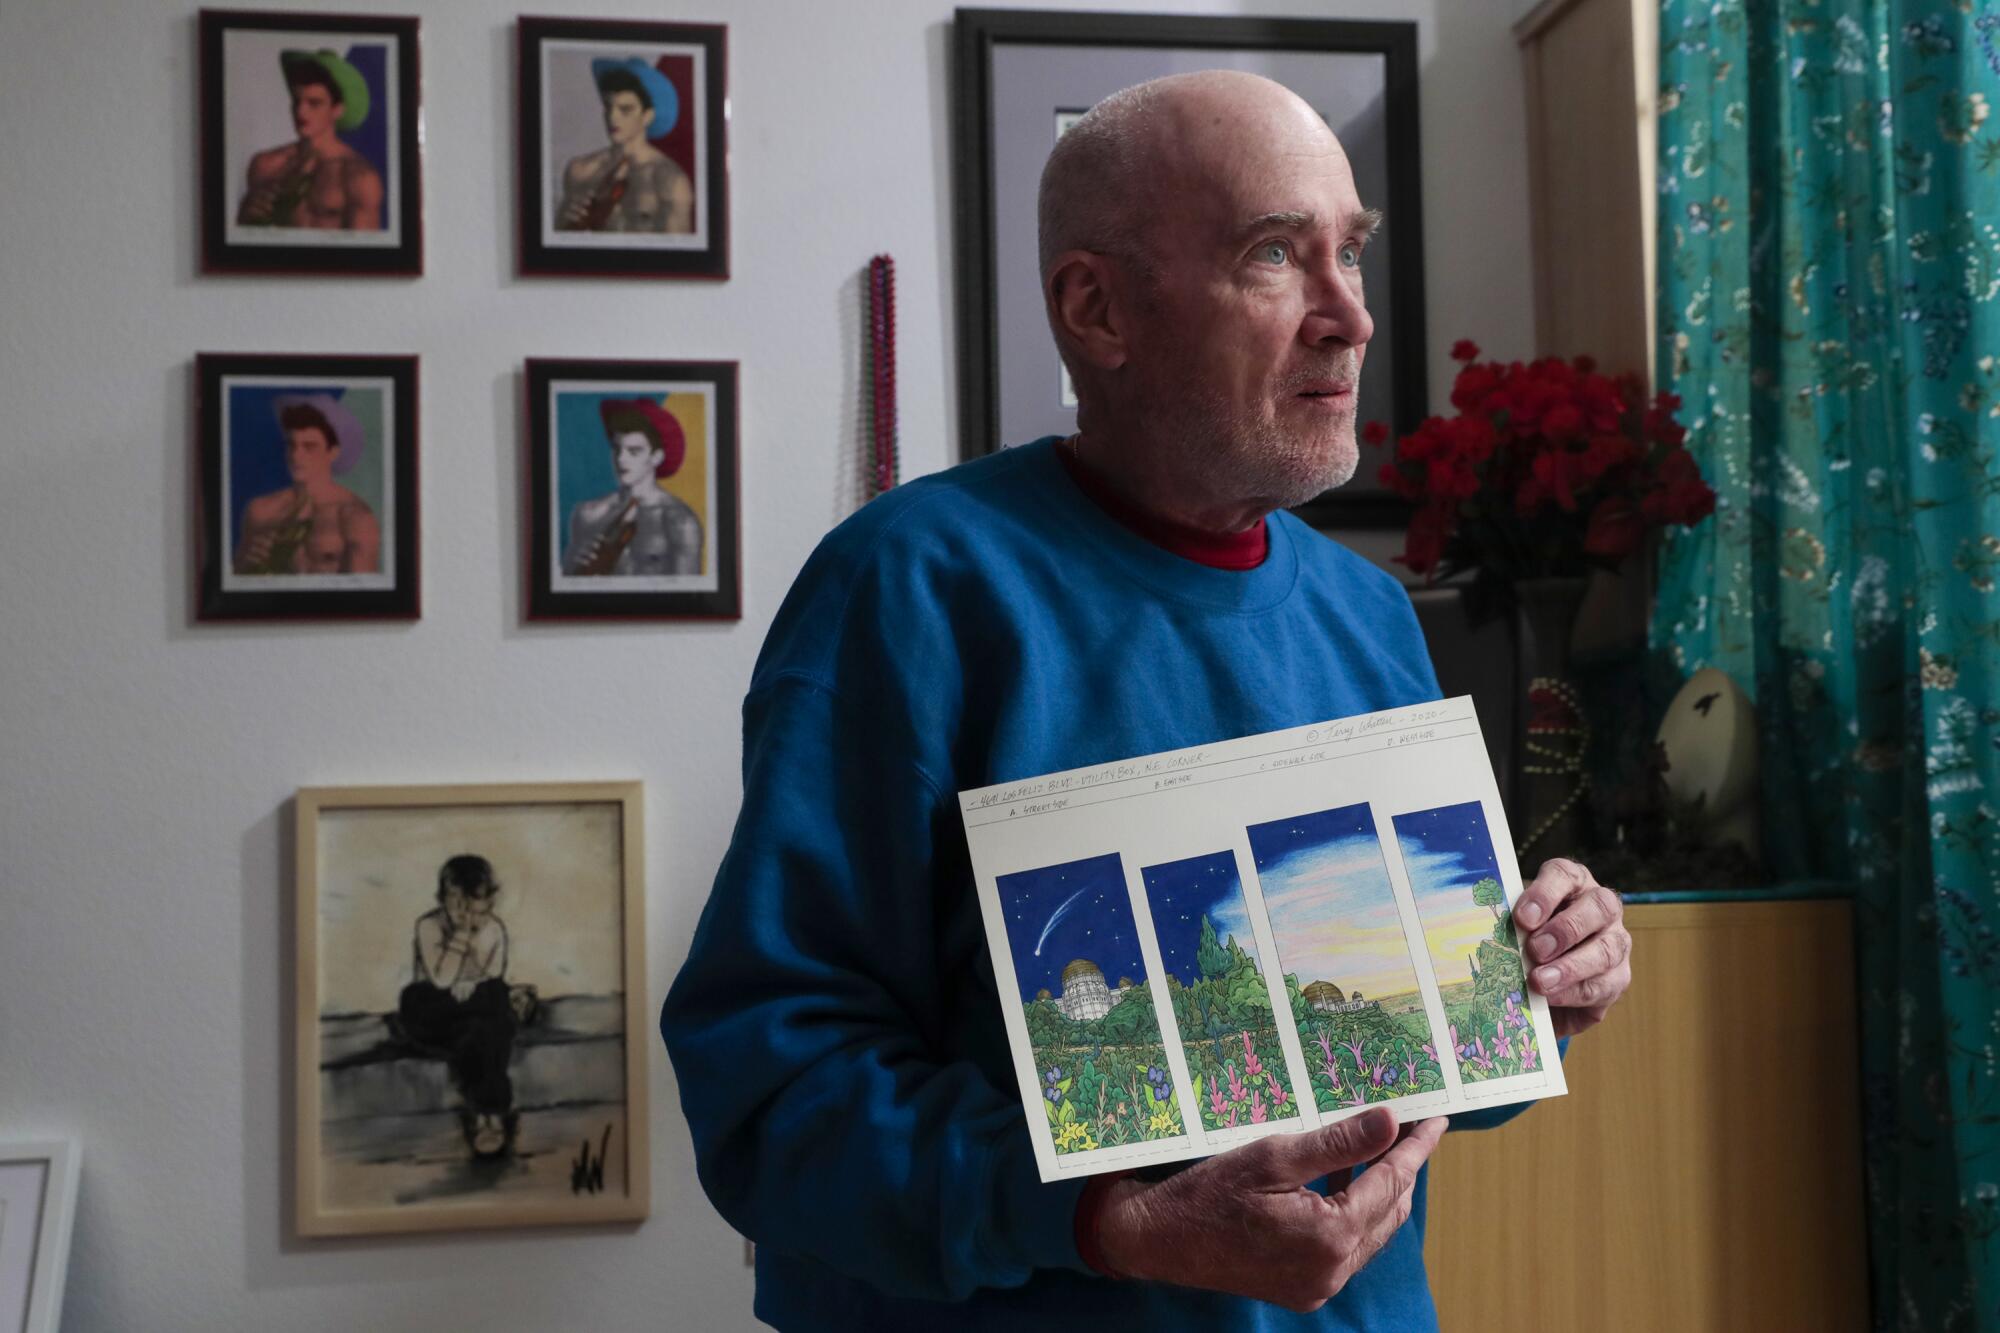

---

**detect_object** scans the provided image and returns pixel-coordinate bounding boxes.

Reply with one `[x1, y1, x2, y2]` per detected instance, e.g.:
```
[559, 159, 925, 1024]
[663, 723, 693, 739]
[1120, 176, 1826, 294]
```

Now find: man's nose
[1298, 261, 1373, 351]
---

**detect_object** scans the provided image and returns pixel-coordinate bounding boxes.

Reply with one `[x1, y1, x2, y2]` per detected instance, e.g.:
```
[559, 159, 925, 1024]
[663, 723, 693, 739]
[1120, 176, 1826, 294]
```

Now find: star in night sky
[998, 852, 1147, 1004]
[1141, 849, 1260, 988]
[1247, 803, 1378, 876]
[1392, 801, 1502, 891]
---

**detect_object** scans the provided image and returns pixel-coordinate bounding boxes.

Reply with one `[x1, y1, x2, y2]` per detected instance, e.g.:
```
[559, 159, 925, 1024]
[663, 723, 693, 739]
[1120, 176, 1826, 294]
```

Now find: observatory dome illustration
[1055, 958, 1131, 1022]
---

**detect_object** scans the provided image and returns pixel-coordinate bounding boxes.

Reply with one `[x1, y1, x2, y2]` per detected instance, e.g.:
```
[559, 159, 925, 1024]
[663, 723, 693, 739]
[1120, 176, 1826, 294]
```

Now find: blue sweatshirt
[661, 437, 1540, 1330]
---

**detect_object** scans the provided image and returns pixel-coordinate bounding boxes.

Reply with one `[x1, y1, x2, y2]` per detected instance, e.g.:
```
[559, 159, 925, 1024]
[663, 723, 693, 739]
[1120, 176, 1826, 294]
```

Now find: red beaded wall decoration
[868, 254, 899, 496]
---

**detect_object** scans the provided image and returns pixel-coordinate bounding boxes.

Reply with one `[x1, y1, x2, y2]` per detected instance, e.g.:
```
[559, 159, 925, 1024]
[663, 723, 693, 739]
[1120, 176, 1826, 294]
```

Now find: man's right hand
[1093, 1108, 1446, 1312]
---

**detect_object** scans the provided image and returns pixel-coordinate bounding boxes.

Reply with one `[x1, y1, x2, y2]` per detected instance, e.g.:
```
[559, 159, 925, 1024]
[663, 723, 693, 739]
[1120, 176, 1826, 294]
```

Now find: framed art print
[199, 9, 423, 275]
[516, 17, 729, 278]
[294, 782, 649, 1236]
[196, 352, 419, 621]
[524, 358, 740, 620]
[951, 9, 1429, 527]
[0, 1141, 81, 1333]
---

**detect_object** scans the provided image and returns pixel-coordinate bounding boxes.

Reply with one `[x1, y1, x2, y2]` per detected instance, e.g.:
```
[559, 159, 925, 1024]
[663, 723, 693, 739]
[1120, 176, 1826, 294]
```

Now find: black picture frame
[516, 17, 730, 279]
[199, 9, 424, 276]
[950, 8, 1429, 528]
[196, 352, 420, 621]
[524, 359, 741, 621]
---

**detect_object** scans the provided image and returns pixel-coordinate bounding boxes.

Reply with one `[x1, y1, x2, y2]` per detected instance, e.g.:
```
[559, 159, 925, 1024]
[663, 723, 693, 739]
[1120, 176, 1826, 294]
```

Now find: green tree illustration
[1197, 914, 1230, 980]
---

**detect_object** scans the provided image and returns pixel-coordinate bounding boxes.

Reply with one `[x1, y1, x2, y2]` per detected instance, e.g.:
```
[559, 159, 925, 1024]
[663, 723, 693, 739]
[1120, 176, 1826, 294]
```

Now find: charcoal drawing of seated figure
[386, 854, 539, 1159]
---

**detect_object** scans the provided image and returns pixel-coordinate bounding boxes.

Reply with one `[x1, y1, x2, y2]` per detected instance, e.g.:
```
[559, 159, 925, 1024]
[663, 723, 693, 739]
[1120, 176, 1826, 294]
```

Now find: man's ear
[1046, 251, 1130, 375]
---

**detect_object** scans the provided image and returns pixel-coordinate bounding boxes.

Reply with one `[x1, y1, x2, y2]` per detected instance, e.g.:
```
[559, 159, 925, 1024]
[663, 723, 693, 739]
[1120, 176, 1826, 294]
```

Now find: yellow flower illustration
[1053, 1121, 1097, 1153]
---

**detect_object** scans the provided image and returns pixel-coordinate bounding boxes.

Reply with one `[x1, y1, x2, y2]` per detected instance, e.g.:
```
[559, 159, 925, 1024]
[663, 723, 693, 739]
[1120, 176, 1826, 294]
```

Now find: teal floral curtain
[1654, 1, 1999, 1326]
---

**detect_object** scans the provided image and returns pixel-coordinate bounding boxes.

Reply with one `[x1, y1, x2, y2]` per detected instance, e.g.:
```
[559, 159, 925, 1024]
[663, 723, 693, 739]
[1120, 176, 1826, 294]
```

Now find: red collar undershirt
[1055, 438, 1269, 571]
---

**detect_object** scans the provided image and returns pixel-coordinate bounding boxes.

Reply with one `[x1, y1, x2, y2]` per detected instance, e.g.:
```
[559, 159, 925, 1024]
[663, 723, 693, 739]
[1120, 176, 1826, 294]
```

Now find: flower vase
[1513, 576, 1590, 862]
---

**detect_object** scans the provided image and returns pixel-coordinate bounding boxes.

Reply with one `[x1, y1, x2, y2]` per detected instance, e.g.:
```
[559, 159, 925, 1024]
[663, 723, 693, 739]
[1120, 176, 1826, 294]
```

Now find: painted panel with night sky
[1140, 851, 1298, 1130]
[1393, 801, 1542, 1084]
[998, 853, 1184, 1154]
[1247, 804, 1445, 1110]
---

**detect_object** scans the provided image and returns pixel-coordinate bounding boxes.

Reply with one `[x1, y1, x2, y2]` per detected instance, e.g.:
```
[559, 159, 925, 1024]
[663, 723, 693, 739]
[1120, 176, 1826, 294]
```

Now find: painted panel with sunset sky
[998, 853, 1184, 1155]
[1247, 805, 1444, 1111]
[1393, 801, 1542, 1085]
[1140, 851, 1298, 1132]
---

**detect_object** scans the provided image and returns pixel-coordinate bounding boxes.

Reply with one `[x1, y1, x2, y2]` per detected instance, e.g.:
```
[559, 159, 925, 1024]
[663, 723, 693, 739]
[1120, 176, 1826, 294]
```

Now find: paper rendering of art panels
[199, 9, 423, 274]
[196, 353, 419, 621]
[525, 359, 740, 621]
[1140, 851, 1299, 1134]
[1393, 801, 1543, 1085]
[517, 17, 729, 277]
[294, 783, 649, 1236]
[1247, 804, 1446, 1111]
[999, 853, 1186, 1157]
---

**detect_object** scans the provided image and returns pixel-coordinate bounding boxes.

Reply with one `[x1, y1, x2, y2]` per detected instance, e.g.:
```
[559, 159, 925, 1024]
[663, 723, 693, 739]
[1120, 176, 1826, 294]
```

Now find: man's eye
[1259, 240, 1291, 266]
[1340, 242, 1363, 269]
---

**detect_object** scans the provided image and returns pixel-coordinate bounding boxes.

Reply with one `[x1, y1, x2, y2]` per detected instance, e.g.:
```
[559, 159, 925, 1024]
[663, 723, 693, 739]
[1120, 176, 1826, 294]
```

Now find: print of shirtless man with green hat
[236, 48, 384, 230]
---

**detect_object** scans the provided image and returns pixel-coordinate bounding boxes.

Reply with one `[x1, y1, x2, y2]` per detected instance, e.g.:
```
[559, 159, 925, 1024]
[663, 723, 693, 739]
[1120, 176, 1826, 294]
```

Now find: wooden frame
[515, 16, 730, 279]
[0, 1140, 81, 1333]
[523, 358, 741, 621]
[294, 782, 649, 1236]
[195, 352, 420, 622]
[199, 8, 424, 276]
[950, 8, 1429, 527]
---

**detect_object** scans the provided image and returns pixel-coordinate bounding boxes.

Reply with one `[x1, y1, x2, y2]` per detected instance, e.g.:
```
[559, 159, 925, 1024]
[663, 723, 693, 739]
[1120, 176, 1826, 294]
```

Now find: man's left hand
[1513, 858, 1631, 1038]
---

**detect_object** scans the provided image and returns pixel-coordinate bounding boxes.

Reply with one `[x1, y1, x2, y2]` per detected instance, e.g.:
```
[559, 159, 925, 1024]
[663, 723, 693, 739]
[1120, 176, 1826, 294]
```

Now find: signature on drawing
[571, 1123, 613, 1195]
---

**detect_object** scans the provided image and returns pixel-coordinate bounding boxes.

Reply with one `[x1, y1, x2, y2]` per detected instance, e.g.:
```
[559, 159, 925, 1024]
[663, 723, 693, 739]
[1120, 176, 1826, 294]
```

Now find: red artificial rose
[1530, 450, 1581, 511]
[1451, 339, 1481, 362]
[1450, 362, 1501, 413]
[1452, 414, 1499, 465]
[1363, 419, 1390, 446]
[1572, 354, 1597, 373]
[1543, 403, 1585, 440]
[1583, 496, 1644, 559]
[1399, 503, 1454, 574]
[1656, 446, 1701, 488]
[1579, 433, 1636, 483]
[1378, 461, 1424, 500]
[1426, 456, 1480, 501]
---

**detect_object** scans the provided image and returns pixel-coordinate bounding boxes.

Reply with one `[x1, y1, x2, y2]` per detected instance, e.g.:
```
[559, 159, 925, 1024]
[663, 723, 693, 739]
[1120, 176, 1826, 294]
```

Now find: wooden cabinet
[1424, 898, 1869, 1331]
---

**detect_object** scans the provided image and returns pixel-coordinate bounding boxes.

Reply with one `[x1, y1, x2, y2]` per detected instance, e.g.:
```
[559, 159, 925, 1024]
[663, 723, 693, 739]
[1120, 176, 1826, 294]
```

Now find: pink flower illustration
[1343, 1037, 1368, 1069]
[1493, 1019, 1513, 1062]
[1227, 1061, 1247, 1103]
[1316, 1032, 1342, 1091]
[1250, 1090, 1268, 1124]
[1242, 1032, 1264, 1078]
[1209, 1078, 1228, 1121]
[1521, 1043, 1540, 1072]
[1271, 1080, 1291, 1110]
[1404, 1056, 1421, 1086]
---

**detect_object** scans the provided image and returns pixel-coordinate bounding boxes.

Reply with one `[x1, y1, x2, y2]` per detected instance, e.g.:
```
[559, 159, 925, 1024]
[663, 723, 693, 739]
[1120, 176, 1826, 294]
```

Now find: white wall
[0, 1, 1532, 1328]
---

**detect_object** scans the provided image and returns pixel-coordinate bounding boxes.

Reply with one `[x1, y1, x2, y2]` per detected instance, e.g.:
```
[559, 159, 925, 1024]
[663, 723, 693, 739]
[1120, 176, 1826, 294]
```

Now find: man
[396, 855, 520, 1159]
[661, 71, 1632, 1329]
[560, 398, 703, 576]
[236, 49, 384, 231]
[233, 395, 379, 575]
[554, 57, 694, 234]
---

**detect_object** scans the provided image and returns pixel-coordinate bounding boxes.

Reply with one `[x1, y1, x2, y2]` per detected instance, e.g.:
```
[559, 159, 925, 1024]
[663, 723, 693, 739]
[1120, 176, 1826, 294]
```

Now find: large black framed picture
[199, 9, 424, 276]
[524, 359, 740, 621]
[951, 8, 1428, 527]
[196, 352, 420, 621]
[516, 17, 730, 279]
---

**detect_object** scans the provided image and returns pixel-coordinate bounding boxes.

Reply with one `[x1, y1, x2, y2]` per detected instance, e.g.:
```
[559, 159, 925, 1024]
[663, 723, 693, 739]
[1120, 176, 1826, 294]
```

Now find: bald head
[1036, 71, 1345, 285]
